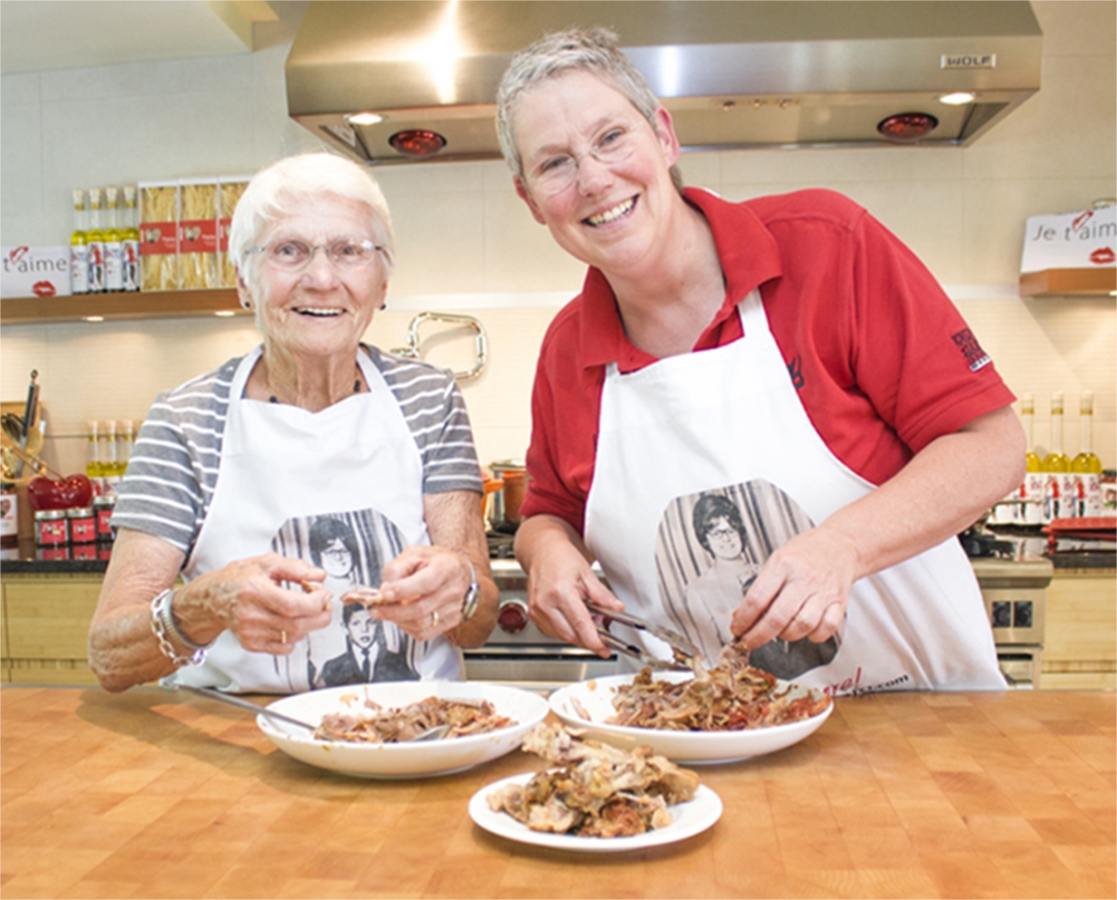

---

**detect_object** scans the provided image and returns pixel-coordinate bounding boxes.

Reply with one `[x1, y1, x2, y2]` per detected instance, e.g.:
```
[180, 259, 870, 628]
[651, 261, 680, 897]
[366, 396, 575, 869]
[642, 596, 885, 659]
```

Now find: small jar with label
[35, 510, 69, 546]
[93, 495, 116, 542]
[68, 507, 96, 544]
[1, 481, 17, 547]
[71, 543, 97, 560]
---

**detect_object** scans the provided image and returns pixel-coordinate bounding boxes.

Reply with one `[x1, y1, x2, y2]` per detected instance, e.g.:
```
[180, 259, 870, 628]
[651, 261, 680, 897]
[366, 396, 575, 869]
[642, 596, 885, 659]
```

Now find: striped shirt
[112, 344, 483, 557]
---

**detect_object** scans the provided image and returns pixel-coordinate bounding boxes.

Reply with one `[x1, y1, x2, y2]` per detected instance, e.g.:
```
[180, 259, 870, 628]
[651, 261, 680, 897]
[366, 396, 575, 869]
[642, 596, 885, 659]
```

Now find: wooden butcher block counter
[2, 686, 1114, 899]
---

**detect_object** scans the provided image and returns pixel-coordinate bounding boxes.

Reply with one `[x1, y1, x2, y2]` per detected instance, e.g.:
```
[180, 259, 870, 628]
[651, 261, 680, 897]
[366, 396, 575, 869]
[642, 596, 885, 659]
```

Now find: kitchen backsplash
[2, 0, 1114, 480]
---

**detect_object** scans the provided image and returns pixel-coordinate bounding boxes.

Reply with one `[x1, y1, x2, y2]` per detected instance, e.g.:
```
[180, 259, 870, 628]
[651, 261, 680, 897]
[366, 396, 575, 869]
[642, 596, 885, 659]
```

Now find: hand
[524, 541, 622, 658]
[730, 526, 857, 648]
[176, 553, 332, 656]
[372, 546, 472, 642]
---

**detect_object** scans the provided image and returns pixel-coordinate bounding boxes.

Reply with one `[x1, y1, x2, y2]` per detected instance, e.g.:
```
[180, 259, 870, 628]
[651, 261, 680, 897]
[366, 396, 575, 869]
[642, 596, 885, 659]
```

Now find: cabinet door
[1043, 572, 1117, 690]
[2, 576, 101, 685]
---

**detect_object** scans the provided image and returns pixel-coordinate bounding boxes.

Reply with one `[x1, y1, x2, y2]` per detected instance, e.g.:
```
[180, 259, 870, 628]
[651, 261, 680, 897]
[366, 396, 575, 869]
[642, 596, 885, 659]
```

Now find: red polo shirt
[520, 187, 1015, 535]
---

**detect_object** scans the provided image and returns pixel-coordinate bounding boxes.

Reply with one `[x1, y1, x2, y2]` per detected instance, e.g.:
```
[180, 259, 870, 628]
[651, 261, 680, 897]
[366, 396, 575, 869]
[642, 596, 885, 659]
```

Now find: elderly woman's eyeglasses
[526, 122, 642, 196]
[246, 238, 385, 271]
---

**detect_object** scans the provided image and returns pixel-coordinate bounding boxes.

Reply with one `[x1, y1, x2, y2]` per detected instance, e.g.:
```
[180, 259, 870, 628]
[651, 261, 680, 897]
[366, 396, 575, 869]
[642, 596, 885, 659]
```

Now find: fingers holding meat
[172, 553, 332, 653]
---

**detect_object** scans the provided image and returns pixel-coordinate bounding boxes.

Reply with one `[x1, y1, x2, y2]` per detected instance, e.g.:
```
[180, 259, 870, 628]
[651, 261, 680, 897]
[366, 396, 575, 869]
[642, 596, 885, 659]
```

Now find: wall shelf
[1019, 267, 1117, 298]
[0, 288, 250, 325]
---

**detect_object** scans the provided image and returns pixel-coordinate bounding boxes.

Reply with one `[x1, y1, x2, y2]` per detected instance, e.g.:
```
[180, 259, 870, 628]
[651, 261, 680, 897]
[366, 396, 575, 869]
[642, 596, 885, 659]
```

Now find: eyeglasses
[706, 525, 740, 540]
[245, 238, 384, 271]
[525, 122, 643, 196]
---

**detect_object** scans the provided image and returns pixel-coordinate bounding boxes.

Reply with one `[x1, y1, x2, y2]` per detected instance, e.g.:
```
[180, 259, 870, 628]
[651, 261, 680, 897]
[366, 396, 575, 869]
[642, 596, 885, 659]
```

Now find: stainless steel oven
[464, 558, 619, 691]
[970, 555, 1054, 689]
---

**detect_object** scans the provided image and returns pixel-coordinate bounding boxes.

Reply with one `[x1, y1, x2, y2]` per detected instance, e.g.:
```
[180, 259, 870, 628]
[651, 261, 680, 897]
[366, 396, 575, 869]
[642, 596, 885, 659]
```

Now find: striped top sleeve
[112, 346, 483, 556]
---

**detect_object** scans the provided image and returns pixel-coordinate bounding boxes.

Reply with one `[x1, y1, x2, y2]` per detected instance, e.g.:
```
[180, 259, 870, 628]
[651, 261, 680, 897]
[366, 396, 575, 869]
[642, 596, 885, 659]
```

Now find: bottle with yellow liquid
[103, 187, 124, 292]
[1071, 390, 1104, 517]
[85, 421, 105, 497]
[1019, 393, 1046, 525]
[121, 186, 141, 292]
[86, 187, 106, 293]
[1041, 392, 1074, 521]
[70, 189, 90, 295]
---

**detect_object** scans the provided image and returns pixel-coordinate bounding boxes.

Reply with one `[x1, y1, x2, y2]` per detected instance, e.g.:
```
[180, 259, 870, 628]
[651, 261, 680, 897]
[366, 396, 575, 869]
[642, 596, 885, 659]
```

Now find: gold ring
[281, 630, 287, 644]
[431, 610, 439, 630]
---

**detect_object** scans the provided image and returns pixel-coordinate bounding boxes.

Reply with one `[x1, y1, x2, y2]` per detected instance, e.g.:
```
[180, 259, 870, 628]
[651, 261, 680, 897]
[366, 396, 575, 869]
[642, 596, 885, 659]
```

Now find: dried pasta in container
[218, 177, 251, 287]
[178, 178, 219, 289]
[139, 181, 179, 291]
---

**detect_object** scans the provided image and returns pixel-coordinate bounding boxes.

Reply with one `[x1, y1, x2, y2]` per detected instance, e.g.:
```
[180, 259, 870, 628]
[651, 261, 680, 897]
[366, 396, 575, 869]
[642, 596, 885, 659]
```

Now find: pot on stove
[489, 460, 526, 529]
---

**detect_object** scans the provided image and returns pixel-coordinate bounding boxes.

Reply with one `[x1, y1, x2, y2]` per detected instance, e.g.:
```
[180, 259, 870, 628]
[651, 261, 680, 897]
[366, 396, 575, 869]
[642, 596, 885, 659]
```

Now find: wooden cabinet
[1042, 570, 1117, 690]
[1, 572, 101, 684]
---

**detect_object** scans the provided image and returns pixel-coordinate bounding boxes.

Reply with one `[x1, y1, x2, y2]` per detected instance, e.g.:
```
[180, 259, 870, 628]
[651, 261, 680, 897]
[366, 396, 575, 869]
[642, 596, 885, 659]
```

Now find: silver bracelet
[150, 588, 210, 668]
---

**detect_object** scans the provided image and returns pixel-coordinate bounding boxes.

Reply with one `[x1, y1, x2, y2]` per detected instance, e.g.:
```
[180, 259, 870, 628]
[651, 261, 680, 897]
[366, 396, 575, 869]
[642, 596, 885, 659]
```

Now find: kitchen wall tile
[0, 104, 43, 222]
[375, 161, 489, 196]
[1033, 1, 1117, 57]
[482, 190, 586, 293]
[38, 61, 155, 103]
[0, 215, 46, 247]
[676, 151, 721, 192]
[720, 145, 962, 187]
[0, 71, 40, 106]
[386, 190, 487, 296]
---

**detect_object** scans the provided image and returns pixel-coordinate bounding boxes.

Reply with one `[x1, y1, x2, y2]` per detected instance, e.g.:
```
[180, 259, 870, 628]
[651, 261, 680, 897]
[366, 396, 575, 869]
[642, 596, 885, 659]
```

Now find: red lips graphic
[1089, 247, 1116, 265]
[32, 280, 57, 297]
[9, 246, 29, 263]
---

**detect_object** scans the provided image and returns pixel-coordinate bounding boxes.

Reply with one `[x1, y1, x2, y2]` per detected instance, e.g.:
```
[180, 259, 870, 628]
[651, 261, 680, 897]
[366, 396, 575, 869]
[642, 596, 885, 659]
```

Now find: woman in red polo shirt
[494, 27, 1025, 693]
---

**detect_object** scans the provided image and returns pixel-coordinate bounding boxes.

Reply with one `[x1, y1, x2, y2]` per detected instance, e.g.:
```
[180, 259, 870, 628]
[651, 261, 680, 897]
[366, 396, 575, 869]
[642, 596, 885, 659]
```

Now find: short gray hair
[496, 26, 681, 191]
[228, 153, 396, 299]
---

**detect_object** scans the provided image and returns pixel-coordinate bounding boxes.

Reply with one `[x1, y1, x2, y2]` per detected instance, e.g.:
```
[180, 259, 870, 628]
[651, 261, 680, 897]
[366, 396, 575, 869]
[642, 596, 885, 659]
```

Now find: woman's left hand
[371, 546, 473, 641]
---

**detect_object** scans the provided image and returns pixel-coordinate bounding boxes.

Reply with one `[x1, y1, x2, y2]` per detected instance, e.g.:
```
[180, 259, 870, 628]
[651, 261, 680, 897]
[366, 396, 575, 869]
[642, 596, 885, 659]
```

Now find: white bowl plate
[258, 681, 549, 778]
[469, 773, 722, 853]
[548, 672, 833, 764]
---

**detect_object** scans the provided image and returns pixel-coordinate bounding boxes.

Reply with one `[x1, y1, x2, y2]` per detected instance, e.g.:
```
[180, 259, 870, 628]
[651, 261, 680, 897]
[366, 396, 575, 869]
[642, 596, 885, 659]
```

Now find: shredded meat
[314, 695, 513, 743]
[609, 643, 831, 731]
[486, 723, 700, 838]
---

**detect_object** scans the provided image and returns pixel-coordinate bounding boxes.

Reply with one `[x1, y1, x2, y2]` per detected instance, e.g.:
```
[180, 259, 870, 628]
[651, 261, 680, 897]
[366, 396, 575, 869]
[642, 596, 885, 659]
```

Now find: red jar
[93, 495, 116, 541]
[34, 510, 68, 546]
[68, 507, 96, 544]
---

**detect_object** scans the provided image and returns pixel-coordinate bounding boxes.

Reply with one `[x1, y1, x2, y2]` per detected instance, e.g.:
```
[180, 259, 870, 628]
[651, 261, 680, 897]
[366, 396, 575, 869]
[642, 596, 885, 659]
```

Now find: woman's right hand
[514, 514, 622, 657]
[174, 552, 333, 656]
[89, 530, 334, 692]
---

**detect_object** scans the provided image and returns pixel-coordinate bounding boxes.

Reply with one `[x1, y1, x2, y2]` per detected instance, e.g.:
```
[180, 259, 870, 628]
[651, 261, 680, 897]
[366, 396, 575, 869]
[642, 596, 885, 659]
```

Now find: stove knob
[497, 598, 529, 634]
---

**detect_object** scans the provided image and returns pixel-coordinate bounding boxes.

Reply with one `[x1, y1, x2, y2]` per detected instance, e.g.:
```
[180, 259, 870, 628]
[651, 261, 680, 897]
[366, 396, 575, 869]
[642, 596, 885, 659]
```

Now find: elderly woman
[88, 153, 497, 693]
[497, 28, 1025, 691]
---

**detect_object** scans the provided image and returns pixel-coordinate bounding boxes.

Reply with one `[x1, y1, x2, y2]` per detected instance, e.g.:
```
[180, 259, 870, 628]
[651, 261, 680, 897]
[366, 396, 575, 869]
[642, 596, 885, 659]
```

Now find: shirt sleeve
[848, 206, 1016, 454]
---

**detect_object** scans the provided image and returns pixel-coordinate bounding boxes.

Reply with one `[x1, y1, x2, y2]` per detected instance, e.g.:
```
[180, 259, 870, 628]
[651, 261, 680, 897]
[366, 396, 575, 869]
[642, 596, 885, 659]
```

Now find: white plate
[469, 772, 722, 852]
[548, 672, 832, 765]
[258, 682, 549, 779]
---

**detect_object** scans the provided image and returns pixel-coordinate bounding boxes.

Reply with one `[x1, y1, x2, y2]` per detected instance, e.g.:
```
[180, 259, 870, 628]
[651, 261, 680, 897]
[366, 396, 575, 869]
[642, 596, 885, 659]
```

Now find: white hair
[228, 153, 396, 298]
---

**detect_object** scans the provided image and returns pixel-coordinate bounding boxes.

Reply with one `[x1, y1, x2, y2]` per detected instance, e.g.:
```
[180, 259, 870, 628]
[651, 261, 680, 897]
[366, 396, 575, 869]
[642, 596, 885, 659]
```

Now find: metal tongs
[584, 599, 700, 672]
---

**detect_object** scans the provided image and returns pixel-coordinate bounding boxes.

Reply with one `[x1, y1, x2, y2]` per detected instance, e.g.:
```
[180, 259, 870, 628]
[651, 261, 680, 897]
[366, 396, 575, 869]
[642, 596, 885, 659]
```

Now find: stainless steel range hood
[285, 1, 1042, 166]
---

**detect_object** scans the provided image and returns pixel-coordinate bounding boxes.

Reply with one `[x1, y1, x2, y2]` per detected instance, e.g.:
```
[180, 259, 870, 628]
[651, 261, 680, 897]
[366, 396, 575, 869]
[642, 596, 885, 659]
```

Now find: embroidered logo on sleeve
[952, 328, 991, 372]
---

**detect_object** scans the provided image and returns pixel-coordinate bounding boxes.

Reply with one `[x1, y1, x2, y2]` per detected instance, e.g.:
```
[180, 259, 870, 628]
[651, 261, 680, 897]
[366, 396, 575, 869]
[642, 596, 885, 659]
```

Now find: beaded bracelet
[150, 588, 211, 667]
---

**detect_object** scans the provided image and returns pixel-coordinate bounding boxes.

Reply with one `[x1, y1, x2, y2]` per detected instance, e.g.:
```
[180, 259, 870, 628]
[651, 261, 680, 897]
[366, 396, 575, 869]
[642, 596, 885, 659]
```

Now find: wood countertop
[2, 686, 1114, 899]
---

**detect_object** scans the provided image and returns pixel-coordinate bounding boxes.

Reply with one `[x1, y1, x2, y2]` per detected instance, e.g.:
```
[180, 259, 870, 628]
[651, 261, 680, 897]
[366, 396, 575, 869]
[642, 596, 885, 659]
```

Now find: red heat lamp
[877, 112, 939, 143]
[389, 129, 448, 158]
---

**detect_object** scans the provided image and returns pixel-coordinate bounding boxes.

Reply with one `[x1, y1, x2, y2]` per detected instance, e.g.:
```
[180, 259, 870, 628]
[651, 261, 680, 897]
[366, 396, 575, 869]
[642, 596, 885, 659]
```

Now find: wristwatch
[461, 561, 480, 622]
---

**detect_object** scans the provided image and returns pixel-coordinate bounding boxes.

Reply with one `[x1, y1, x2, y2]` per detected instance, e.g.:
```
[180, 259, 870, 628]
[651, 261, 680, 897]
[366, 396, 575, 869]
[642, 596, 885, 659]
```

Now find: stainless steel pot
[488, 460, 525, 528]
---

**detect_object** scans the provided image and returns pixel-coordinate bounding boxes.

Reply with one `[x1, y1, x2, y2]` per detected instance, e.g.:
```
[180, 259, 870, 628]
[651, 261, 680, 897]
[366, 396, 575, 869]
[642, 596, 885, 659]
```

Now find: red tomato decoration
[27, 474, 94, 510]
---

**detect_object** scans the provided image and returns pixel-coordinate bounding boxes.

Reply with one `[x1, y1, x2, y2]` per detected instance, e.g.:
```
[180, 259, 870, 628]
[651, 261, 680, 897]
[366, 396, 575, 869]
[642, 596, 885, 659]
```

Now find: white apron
[168, 345, 463, 693]
[584, 291, 1004, 695]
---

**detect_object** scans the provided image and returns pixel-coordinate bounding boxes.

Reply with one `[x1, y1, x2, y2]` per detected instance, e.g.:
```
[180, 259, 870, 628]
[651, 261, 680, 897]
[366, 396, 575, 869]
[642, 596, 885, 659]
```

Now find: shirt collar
[579, 187, 783, 371]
